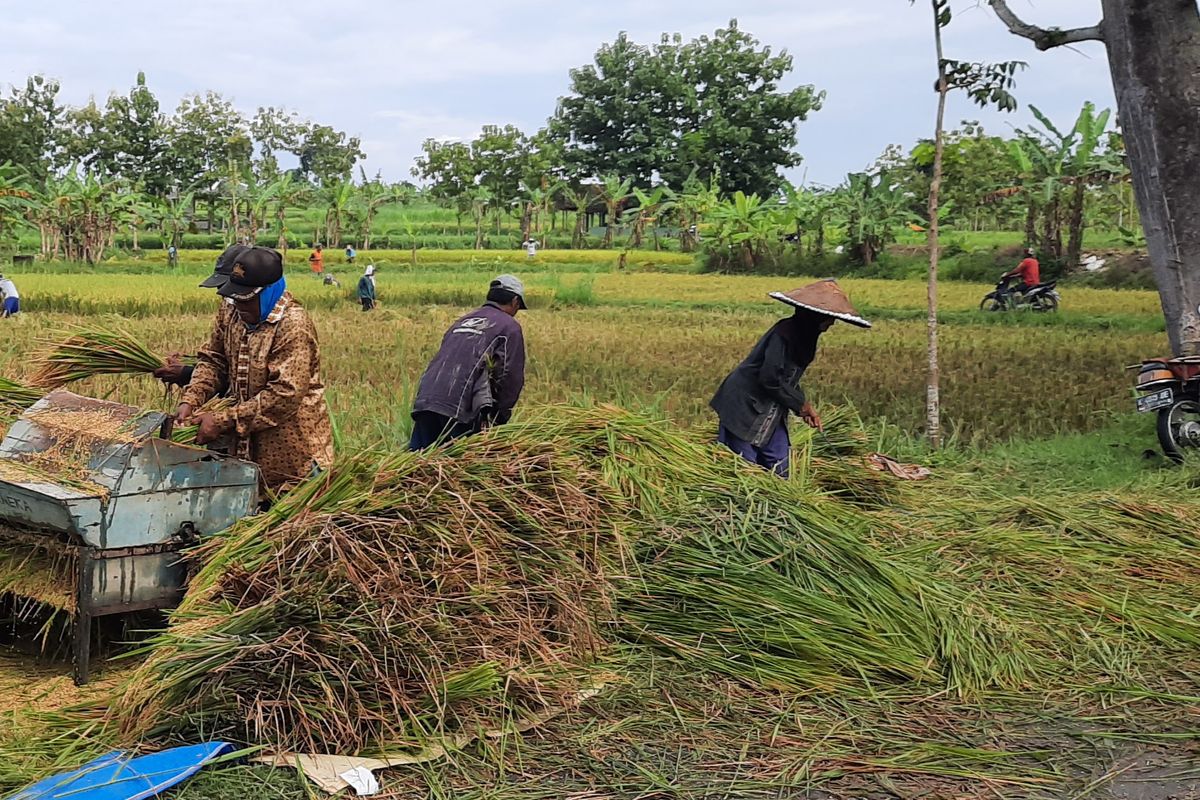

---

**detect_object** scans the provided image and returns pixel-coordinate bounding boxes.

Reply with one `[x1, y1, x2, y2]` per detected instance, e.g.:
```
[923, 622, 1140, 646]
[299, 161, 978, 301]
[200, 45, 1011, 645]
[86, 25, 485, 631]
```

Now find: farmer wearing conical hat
[710, 279, 870, 477]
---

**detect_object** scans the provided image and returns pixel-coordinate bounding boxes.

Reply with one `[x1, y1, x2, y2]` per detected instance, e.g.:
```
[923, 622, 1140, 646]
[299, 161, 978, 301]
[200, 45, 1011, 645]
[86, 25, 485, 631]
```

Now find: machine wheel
[1031, 294, 1059, 313]
[980, 293, 1005, 312]
[1156, 399, 1200, 462]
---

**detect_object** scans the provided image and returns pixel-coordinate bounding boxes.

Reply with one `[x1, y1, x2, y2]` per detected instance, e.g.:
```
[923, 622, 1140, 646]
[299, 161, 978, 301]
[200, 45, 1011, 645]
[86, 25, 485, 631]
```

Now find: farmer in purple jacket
[409, 274, 527, 449]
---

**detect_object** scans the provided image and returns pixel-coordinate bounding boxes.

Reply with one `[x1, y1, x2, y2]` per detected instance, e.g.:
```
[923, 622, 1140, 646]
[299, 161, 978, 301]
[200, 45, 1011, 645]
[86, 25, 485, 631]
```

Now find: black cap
[199, 244, 250, 289]
[215, 247, 285, 299]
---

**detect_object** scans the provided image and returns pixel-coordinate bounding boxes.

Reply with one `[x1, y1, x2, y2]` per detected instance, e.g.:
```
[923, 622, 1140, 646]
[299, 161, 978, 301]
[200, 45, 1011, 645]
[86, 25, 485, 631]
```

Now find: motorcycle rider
[1002, 248, 1041, 298]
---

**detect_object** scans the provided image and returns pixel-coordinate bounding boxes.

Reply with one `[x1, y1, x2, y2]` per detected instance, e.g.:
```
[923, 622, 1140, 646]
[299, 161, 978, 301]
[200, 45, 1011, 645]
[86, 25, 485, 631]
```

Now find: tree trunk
[1023, 202, 1038, 248]
[1101, 0, 1200, 354]
[1066, 179, 1088, 270]
[925, 2, 947, 450]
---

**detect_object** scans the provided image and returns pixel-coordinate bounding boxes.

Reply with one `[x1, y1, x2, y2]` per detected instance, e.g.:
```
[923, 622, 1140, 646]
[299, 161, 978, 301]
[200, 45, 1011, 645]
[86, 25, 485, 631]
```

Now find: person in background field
[345, 244, 356, 264]
[357, 264, 377, 311]
[167, 244, 178, 268]
[710, 279, 871, 477]
[1003, 247, 1041, 296]
[522, 236, 539, 259]
[0, 274, 19, 318]
[409, 274, 527, 450]
[309, 244, 324, 277]
[166, 246, 334, 495]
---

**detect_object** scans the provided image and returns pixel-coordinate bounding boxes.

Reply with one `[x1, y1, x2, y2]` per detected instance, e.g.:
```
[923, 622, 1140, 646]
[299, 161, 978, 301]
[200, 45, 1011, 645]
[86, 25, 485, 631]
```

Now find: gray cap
[491, 274, 527, 309]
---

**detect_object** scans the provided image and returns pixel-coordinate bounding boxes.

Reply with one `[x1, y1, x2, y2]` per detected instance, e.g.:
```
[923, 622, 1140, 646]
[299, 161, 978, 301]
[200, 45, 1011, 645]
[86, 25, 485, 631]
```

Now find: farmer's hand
[193, 413, 222, 445]
[174, 403, 194, 425]
[800, 403, 823, 432]
[153, 354, 189, 386]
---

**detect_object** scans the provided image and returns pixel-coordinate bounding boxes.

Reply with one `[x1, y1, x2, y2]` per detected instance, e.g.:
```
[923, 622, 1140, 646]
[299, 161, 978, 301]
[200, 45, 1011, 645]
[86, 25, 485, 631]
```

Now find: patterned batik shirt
[181, 293, 334, 493]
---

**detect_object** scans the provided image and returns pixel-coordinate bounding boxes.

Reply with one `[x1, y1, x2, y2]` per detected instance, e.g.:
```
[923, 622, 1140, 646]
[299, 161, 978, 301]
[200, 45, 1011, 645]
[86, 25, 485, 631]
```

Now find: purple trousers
[718, 423, 791, 477]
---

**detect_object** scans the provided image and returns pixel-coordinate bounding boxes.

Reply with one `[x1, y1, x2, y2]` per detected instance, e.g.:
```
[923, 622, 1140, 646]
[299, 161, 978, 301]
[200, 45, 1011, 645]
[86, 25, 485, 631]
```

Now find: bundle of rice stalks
[111, 406, 971, 752]
[170, 397, 234, 446]
[794, 405, 902, 507]
[0, 377, 41, 412]
[31, 326, 166, 388]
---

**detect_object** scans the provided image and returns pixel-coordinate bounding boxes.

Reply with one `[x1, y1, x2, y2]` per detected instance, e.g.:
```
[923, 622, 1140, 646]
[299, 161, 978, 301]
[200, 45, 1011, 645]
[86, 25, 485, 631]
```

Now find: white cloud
[1, 0, 1116, 186]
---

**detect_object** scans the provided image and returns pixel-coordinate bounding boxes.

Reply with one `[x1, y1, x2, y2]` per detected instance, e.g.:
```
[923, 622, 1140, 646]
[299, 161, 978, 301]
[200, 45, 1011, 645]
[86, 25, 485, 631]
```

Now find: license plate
[1136, 388, 1174, 412]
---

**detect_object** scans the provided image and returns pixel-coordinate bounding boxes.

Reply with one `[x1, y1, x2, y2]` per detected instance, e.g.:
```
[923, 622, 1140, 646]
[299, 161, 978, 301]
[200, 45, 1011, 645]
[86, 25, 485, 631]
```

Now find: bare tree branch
[988, 0, 1104, 50]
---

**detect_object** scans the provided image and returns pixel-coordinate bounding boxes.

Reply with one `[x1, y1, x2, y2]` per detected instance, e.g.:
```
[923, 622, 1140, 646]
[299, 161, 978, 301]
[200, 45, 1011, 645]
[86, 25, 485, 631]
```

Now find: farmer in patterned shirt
[171, 246, 334, 494]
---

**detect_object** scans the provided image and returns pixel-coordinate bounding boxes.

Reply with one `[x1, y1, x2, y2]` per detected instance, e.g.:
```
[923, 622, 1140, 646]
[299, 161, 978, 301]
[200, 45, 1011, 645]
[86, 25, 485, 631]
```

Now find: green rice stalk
[31, 325, 167, 388]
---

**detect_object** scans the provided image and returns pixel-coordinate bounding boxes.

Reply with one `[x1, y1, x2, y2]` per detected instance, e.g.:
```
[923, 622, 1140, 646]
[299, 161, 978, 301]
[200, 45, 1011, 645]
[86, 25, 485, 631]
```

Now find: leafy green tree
[412, 138, 476, 234]
[168, 92, 253, 231]
[249, 106, 305, 180]
[0, 163, 33, 248]
[297, 124, 363, 186]
[96, 72, 173, 196]
[0, 76, 66, 182]
[551, 21, 824, 196]
[471, 125, 532, 215]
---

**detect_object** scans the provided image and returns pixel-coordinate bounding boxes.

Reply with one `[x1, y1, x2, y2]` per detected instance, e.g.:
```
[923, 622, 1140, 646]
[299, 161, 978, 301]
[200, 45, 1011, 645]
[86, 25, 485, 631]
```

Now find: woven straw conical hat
[768, 279, 871, 328]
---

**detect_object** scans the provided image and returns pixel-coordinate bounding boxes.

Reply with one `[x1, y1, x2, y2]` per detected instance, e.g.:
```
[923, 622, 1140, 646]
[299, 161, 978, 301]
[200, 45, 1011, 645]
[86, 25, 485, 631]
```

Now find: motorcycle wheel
[1031, 294, 1059, 313]
[979, 293, 1004, 312]
[1156, 399, 1200, 463]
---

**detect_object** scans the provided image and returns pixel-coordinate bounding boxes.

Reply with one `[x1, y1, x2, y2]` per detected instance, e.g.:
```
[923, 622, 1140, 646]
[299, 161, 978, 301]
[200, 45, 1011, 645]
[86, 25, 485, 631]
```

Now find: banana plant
[624, 185, 675, 250]
[710, 191, 779, 271]
[598, 174, 633, 248]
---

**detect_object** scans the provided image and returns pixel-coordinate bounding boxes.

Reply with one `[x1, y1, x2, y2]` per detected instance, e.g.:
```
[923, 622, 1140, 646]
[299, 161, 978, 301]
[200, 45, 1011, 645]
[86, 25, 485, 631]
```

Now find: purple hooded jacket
[412, 302, 526, 424]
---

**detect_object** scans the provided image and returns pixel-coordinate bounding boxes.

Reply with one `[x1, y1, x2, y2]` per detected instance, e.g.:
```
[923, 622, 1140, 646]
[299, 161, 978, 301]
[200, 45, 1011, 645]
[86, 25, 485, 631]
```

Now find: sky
[1, 0, 1113, 187]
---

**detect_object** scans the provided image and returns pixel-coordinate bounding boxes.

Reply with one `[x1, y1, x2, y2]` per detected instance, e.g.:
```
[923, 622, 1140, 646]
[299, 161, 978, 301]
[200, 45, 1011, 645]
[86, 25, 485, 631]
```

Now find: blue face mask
[257, 276, 287, 323]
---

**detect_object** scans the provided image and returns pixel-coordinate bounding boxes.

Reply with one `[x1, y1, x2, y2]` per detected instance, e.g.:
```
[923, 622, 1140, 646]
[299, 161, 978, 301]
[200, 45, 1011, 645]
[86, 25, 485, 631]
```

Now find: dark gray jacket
[710, 320, 817, 446]
[413, 302, 526, 424]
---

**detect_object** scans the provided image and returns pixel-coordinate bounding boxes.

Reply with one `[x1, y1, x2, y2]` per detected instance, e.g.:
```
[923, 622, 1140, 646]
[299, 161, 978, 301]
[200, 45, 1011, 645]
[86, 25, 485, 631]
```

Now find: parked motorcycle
[1132, 356, 1200, 461]
[979, 277, 1060, 312]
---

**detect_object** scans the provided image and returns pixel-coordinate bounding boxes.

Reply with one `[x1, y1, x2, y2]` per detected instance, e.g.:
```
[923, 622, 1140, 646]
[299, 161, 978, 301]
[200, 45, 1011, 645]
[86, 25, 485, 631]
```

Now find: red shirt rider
[1005, 249, 1040, 290]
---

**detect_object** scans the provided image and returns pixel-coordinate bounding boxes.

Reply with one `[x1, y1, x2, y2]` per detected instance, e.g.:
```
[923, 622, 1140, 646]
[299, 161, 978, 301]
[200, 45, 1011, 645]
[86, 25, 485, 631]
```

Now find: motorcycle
[1131, 356, 1200, 461]
[979, 276, 1060, 313]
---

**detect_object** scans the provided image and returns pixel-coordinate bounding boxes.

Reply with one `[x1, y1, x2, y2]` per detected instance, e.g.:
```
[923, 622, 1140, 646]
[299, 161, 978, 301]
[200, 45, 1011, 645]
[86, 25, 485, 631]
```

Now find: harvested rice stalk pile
[112, 406, 958, 752]
[31, 325, 166, 388]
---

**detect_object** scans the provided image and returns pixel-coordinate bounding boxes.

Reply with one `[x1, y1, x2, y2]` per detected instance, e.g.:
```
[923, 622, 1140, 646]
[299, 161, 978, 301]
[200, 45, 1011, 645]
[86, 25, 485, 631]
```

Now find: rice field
[1, 262, 1197, 800]
[0, 264, 1168, 447]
